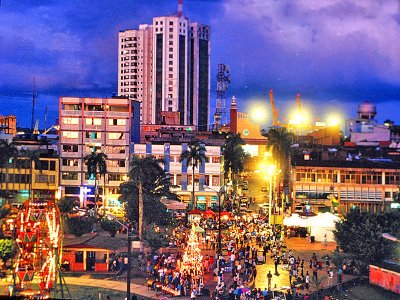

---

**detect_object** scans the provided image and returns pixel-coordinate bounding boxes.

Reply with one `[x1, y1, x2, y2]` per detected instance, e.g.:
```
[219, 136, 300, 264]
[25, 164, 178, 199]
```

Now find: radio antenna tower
[212, 63, 230, 131]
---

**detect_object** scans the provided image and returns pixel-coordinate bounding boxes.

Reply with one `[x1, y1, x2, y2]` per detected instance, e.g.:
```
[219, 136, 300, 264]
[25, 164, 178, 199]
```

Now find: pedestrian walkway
[0, 275, 191, 299]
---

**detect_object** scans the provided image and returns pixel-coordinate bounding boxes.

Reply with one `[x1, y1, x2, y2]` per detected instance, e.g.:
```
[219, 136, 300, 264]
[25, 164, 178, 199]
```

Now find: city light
[327, 114, 341, 127]
[248, 102, 269, 124]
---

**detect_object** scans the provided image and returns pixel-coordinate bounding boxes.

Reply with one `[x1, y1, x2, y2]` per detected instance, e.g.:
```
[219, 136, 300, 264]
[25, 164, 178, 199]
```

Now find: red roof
[379, 141, 391, 147]
[188, 209, 203, 215]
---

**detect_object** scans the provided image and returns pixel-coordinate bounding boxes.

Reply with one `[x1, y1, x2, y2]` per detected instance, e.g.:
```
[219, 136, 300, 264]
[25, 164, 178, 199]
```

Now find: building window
[62, 145, 79, 152]
[108, 132, 125, 140]
[212, 176, 220, 186]
[63, 117, 79, 125]
[212, 157, 220, 163]
[169, 21, 173, 25]
[62, 172, 78, 180]
[108, 119, 126, 126]
[75, 251, 84, 263]
[62, 159, 79, 166]
[85, 132, 101, 139]
[85, 118, 102, 125]
[36, 174, 55, 183]
[62, 131, 79, 139]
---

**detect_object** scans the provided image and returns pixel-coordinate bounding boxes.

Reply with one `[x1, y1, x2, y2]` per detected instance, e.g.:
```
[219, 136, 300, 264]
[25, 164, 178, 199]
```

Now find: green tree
[57, 196, 77, 237]
[222, 133, 247, 193]
[84, 151, 107, 211]
[58, 196, 76, 215]
[180, 141, 206, 209]
[0, 239, 14, 267]
[66, 217, 95, 237]
[144, 225, 169, 254]
[119, 155, 171, 244]
[100, 219, 120, 237]
[333, 209, 400, 274]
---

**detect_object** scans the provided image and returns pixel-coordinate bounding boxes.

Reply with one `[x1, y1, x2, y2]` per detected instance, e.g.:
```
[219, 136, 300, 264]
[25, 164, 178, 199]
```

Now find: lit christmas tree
[180, 225, 203, 278]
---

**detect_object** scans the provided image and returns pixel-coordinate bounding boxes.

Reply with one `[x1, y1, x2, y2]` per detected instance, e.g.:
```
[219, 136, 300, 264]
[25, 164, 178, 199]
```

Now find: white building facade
[132, 143, 222, 209]
[118, 11, 210, 130]
[59, 97, 134, 208]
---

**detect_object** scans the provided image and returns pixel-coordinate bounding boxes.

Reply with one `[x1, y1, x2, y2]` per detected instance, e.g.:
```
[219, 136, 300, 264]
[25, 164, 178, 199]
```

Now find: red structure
[62, 243, 111, 272]
[370, 264, 400, 294]
[14, 200, 61, 295]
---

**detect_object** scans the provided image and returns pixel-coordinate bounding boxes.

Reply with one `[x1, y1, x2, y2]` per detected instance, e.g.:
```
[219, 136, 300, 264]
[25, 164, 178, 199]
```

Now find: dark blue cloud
[0, 0, 399, 128]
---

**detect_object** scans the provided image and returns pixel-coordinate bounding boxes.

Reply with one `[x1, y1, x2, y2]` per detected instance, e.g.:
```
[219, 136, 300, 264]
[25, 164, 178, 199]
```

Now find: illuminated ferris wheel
[14, 200, 61, 297]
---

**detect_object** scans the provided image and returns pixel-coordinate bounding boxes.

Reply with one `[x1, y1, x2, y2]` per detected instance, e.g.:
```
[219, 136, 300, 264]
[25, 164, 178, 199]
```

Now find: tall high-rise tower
[118, 1, 210, 130]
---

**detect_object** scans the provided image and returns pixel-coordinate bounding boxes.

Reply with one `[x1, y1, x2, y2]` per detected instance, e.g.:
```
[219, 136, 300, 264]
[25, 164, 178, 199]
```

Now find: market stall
[306, 212, 341, 242]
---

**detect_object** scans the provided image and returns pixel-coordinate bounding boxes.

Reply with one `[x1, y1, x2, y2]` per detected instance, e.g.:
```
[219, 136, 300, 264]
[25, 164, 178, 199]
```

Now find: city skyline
[0, 0, 399, 129]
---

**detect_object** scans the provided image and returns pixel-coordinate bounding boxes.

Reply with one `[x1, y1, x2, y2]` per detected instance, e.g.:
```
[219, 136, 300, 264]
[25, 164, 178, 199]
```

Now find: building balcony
[60, 165, 81, 172]
[61, 123, 81, 131]
[106, 153, 127, 160]
[107, 166, 128, 173]
[84, 138, 103, 144]
[61, 110, 81, 117]
[84, 124, 104, 131]
[105, 139, 128, 146]
[60, 178, 81, 185]
[84, 111, 105, 118]
[60, 152, 82, 159]
[107, 111, 130, 117]
[60, 137, 81, 144]
[105, 124, 129, 132]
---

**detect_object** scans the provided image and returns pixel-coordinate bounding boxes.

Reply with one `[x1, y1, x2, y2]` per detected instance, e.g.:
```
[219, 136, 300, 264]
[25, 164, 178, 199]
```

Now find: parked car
[261, 186, 267, 192]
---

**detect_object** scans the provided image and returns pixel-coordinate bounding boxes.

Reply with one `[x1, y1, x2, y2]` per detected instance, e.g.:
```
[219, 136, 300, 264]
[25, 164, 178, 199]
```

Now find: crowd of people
[106, 206, 347, 299]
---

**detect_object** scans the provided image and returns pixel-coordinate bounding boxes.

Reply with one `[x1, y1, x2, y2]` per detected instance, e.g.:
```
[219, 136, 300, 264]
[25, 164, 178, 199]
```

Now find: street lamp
[106, 214, 132, 300]
[203, 184, 225, 283]
[382, 233, 400, 243]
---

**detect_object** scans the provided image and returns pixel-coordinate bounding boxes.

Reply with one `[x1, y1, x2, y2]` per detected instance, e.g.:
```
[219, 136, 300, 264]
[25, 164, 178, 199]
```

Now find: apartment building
[0, 154, 59, 206]
[118, 6, 210, 130]
[132, 142, 222, 209]
[59, 96, 138, 208]
[292, 159, 400, 214]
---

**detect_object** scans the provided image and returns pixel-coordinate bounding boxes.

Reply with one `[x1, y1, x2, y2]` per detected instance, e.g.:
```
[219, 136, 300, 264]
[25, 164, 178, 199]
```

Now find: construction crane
[296, 93, 301, 112]
[269, 89, 280, 127]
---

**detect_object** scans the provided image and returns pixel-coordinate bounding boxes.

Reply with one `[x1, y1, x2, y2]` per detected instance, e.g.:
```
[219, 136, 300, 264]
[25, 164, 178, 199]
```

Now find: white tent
[283, 213, 308, 227]
[306, 212, 341, 242]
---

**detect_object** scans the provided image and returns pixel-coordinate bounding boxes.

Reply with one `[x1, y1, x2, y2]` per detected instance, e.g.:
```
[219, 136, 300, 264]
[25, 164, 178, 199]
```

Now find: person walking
[274, 256, 279, 275]
[267, 270, 273, 290]
[305, 271, 310, 290]
[328, 268, 334, 287]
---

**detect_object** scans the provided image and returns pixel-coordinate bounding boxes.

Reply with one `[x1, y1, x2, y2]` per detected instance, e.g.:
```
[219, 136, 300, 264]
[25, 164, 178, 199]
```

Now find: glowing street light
[327, 115, 341, 127]
[382, 232, 399, 243]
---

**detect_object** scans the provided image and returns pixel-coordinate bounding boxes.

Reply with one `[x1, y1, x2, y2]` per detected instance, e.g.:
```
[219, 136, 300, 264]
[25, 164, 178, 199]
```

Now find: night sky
[0, 0, 399, 129]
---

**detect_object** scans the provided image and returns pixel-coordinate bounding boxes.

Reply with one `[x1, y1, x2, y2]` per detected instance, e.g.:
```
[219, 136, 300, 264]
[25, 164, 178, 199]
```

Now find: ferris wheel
[14, 200, 61, 296]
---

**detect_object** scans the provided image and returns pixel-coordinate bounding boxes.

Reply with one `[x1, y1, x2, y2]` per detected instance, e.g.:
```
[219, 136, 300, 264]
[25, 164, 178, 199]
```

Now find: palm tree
[265, 127, 293, 209]
[124, 155, 169, 243]
[0, 141, 18, 204]
[222, 133, 247, 194]
[84, 151, 107, 210]
[180, 141, 207, 209]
